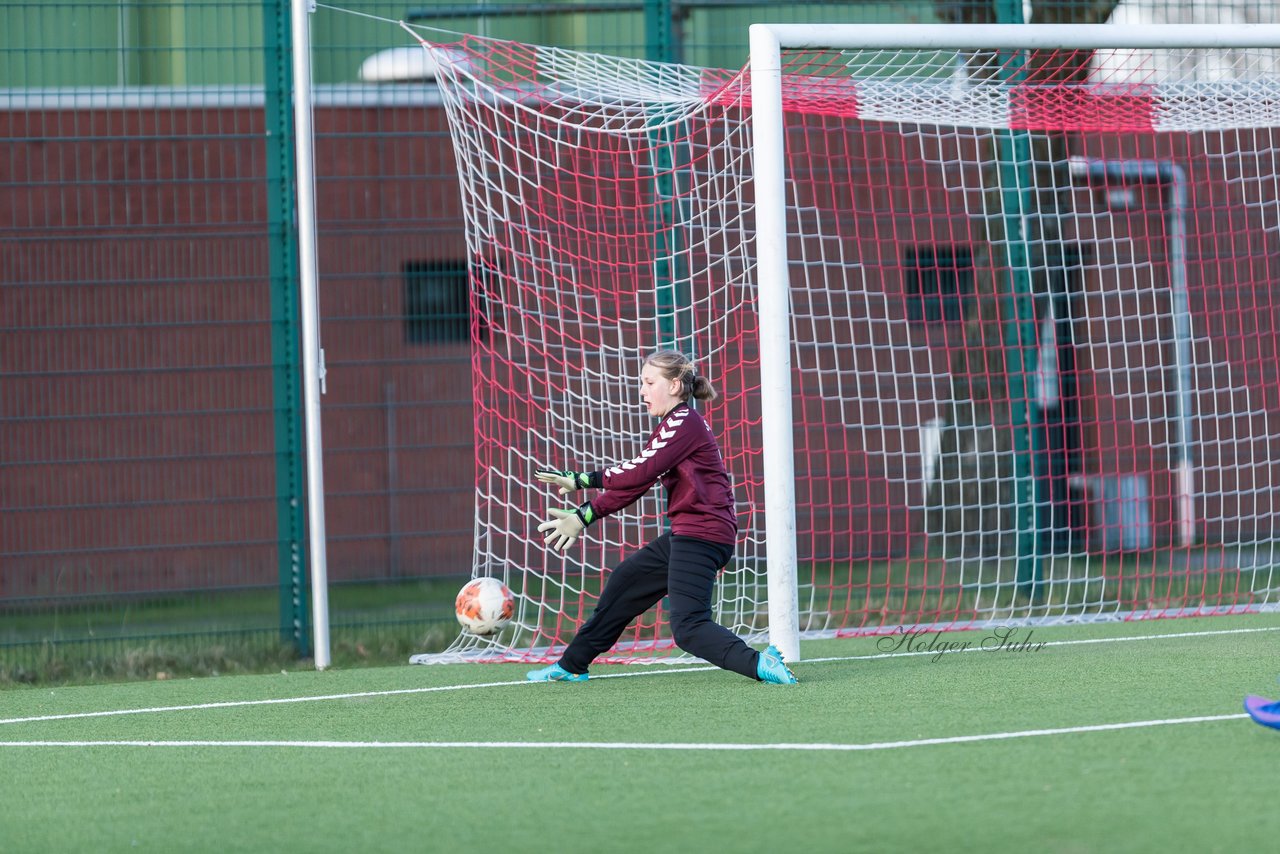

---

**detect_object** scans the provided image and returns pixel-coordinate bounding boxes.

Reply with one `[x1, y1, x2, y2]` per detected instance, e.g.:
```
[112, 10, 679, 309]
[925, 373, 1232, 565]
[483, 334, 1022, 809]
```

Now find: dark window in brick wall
[903, 245, 973, 322]
[403, 259, 472, 344]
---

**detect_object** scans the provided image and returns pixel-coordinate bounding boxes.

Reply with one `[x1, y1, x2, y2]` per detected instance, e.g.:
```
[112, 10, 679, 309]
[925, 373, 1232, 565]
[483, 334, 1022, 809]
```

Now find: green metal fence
[4, 0, 1278, 683]
[2, 1, 316, 681]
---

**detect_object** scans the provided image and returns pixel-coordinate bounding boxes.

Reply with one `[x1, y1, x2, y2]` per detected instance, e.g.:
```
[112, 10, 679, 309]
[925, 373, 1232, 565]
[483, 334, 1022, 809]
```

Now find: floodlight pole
[291, 0, 331, 670]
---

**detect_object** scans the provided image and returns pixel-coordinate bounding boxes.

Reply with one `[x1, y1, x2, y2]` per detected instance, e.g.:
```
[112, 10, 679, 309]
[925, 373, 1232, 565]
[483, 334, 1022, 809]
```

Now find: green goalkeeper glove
[538, 503, 596, 551]
[535, 467, 593, 495]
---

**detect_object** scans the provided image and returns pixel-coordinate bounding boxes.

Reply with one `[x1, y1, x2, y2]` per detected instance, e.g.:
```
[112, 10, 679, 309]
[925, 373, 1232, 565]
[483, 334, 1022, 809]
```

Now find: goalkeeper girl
[527, 350, 797, 685]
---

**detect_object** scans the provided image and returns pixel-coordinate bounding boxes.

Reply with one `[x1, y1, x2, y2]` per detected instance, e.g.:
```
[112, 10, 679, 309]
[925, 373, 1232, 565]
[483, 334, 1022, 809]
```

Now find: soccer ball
[454, 577, 515, 635]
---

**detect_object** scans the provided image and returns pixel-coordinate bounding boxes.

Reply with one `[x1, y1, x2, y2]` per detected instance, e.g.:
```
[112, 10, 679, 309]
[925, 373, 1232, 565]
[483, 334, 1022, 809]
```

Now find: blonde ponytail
[645, 350, 717, 403]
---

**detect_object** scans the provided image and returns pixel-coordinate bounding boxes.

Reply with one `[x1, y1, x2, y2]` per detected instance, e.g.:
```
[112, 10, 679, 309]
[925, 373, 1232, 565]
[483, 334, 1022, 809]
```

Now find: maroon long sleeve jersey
[583, 404, 739, 546]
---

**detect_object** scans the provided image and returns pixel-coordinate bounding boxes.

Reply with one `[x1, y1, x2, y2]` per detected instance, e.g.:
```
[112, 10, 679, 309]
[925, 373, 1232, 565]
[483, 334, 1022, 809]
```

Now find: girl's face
[640, 363, 682, 418]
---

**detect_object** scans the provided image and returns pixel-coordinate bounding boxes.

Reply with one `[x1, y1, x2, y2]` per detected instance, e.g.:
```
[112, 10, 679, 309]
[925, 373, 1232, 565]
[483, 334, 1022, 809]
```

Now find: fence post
[263, 0, 311, 656]
[993, 1, 1044, 603]
[644, 0, 675, 63]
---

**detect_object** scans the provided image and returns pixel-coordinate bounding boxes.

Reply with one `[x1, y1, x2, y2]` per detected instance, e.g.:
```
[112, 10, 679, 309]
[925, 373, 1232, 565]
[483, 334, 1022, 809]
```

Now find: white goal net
[406, 24, 1280, 663]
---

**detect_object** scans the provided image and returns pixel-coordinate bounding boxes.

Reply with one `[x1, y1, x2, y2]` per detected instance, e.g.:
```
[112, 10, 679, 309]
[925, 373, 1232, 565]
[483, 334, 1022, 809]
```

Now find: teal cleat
[756, 644, 798, 685]
[526, 663, 588, 682]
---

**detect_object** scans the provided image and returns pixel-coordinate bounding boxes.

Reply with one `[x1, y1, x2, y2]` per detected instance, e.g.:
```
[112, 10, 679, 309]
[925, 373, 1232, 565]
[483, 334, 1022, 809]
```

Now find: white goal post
[751, 23, 1280, 663]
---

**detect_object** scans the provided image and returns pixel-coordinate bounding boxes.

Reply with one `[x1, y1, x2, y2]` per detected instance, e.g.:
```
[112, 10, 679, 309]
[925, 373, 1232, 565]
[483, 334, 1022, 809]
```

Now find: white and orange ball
[454, 577, 515, 635]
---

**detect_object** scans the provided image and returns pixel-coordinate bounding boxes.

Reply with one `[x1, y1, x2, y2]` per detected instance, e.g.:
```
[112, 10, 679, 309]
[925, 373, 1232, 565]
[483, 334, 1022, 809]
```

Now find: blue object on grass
[526, 663, 588, 682]
[1244, 694, 1280, 730]
[756, 644, 799, 685]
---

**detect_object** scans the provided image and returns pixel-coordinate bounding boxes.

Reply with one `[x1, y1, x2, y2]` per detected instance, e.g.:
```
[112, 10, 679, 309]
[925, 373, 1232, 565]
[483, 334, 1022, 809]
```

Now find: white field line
[0, 673, 711, 727]
[2, 624, 1276, 728]
[0, 713, 1250, 753]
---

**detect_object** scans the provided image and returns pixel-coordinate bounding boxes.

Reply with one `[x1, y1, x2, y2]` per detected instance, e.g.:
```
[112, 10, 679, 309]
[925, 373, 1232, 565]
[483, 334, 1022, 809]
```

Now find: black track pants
[558, 533, 760, 680]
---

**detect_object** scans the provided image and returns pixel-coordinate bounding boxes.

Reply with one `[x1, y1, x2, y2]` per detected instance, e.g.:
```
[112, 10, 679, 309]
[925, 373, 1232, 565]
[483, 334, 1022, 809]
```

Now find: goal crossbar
[752, 23, 1280, 52]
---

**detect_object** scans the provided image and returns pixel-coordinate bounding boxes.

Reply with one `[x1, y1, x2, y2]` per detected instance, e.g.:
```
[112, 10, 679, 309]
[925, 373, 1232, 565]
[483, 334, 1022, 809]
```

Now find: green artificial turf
[2, 613, 1278, 853]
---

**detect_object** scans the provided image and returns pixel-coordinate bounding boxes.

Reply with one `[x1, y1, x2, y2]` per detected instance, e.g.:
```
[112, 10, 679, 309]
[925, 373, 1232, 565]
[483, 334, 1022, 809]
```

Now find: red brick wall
[1, 102, 474, 599]
[4, 102, 1279, 601]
